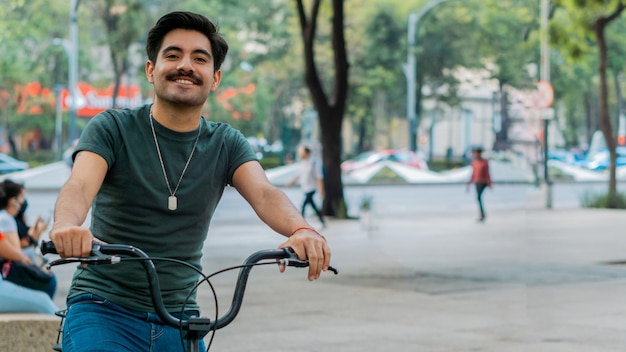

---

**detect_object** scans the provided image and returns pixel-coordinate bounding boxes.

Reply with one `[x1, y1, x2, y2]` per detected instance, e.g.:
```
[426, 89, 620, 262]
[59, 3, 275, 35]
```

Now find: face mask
[16, 199, 28, 218]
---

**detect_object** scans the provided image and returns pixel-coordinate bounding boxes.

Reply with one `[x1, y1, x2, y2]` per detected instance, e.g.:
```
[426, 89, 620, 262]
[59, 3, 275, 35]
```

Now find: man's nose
[176, 56, 194, 72]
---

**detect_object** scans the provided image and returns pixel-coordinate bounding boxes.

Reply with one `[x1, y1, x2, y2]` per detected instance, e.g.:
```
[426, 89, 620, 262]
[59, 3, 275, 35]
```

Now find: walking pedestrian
[466, 147, 492, 222]
[287, 145, 326, 228]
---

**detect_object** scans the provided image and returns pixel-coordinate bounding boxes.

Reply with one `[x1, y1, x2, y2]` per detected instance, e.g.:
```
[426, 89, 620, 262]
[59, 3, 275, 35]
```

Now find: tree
[474, 0, 540, 152]
[294, 0, 349, 218]
[592, 2, 625, 207]
[348, 6, 406, 154]
[555, 0, 625, 207]
[89, 0, 148, 109]
[0, 0, 69, 156]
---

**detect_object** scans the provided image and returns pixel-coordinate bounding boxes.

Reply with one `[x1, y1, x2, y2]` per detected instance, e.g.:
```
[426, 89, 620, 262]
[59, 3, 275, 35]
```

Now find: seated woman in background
[0, 180, 57, 298]
[0, 231, 59, 314]
[14, 193, 50, 264]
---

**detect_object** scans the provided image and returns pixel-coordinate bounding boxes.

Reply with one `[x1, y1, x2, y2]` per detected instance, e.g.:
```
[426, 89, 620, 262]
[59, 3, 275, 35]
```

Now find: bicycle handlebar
[40, 241, 336, 332]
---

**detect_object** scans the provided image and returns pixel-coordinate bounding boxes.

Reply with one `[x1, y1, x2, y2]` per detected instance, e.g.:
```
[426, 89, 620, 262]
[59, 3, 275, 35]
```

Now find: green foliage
[473, 0, 539, 88]
[347, 5, 407, 152]
[369, 167, 408, 184]
[359, 194, 373, 211]
[542, 0, 626, 150]
[581, 190, 626, 209]
[258, 154, 282, 170]
[552, 0, 625, 205]
[4, 0, 625, 174]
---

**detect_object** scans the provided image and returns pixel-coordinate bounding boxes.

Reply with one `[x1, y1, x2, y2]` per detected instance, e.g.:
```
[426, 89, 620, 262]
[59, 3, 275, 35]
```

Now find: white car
[0, 153, 29, 174]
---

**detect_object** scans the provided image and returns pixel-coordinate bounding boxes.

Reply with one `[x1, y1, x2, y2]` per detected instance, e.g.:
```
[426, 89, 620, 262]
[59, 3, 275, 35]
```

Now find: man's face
[145, 29, 222, 107]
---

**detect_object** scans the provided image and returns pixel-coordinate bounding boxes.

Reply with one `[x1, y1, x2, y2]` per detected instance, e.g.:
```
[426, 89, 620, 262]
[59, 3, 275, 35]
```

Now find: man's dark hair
[145, 11, 229, 71]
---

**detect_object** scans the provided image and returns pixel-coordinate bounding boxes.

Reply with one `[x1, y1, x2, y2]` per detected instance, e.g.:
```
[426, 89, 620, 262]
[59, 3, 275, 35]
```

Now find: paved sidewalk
[185, 190, 626, 352]
[48, 187, 626, 352]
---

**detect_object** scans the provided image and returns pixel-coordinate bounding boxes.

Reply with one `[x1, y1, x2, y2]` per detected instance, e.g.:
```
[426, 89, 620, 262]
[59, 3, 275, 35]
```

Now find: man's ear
[211, 70, 222, 91]
[145, 60, 155, 83]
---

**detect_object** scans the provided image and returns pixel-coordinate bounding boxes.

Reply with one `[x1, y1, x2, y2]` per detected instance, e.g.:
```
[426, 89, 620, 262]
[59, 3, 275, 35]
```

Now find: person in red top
[466, 147, 492, 222]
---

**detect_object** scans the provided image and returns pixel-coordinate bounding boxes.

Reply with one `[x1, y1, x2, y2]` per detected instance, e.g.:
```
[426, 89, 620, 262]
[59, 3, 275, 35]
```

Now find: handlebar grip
[40, 240, 57, 255]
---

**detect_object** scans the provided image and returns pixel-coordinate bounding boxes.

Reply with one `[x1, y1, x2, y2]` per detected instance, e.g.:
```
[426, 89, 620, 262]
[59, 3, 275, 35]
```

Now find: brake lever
[46, 243, 122, 269]
[46, 255, 120, 269]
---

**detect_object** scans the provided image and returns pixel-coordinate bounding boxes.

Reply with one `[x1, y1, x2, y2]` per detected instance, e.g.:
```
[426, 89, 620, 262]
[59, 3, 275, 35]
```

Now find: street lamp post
[403, 0, 454, 152]
[540, 0, 553, 209]
[53, 85, 64, 160]
[52, 0, 81, 148]
[68, 0, 81, 144]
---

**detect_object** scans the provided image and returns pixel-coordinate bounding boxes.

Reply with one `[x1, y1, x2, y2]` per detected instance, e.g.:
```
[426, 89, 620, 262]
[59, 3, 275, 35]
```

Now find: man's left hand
[279, 229, 330, 281]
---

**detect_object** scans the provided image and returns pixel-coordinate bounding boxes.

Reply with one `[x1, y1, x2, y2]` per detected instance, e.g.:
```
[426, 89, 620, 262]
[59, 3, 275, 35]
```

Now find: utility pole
[540, 0, 553, 209]
[68, 0, 81, 144]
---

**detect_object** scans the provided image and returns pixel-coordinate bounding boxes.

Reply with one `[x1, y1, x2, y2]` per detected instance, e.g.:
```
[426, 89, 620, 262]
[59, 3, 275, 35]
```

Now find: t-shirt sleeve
[0, 215, 17, 233]
[225, 128, 258, 186]
[73, 111, 120, 169]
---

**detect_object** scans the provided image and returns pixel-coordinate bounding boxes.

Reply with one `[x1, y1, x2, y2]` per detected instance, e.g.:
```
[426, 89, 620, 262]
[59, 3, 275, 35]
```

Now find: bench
[0, 313, 61, 352]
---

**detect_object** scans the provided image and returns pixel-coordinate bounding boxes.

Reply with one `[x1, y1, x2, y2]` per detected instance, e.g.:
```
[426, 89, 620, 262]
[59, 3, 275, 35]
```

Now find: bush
[580, 191, 626, 209]
[427, 158, 464, 172]
[15, 150, 57, 168]
[259, 154, 282, 170]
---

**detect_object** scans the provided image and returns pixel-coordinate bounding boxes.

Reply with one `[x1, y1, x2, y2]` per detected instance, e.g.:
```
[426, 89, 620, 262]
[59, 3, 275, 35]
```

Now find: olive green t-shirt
[67, 105, 258, 312]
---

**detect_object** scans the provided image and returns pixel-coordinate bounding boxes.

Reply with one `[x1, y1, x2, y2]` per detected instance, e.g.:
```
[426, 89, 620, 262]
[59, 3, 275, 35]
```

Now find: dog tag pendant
[168, 196, 177, 211]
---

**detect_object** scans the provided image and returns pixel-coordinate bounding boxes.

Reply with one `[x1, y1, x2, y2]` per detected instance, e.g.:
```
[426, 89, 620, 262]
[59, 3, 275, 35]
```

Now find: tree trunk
[593, 3, 625, 207]
[615, 72, 625, 145]
[584, 91, 594, 145]
[416, 77, 424, 152]
[493, 84, 510, 151]
[295, 0, 349, 218]
[319, 105, 345, 217]
[110, 52, 121, 109]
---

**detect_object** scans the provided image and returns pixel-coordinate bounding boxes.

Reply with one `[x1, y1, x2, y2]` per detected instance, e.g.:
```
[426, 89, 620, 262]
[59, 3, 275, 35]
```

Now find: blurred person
[466, 147, 492, 222]
[15, 195, 51, 268]
[15, 197, 50, 257]
[0, 179, 57, 298]
[0, 231, 59, 314]
[287, 145, 326, 228]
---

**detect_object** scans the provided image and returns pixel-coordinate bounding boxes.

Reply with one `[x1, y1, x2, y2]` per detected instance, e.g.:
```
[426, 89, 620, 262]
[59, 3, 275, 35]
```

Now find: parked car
[341, 149, 428, 173]
[580, 147, 626, 171]
[0, 153, 29, 174]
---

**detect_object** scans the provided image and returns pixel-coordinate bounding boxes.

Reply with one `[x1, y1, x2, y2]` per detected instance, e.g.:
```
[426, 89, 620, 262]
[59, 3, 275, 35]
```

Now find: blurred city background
[1, 0, 626, 210]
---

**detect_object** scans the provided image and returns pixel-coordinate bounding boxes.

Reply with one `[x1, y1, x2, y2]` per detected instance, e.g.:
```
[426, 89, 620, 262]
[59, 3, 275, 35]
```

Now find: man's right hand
[49, 226, 94, 258]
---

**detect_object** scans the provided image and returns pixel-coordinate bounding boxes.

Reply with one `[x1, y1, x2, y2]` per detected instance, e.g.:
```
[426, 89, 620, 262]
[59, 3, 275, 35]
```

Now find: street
[16, 174, 626, 351]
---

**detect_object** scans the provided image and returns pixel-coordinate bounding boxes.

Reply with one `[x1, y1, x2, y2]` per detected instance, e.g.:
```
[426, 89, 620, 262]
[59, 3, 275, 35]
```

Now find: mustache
[166, 72, 202, 85]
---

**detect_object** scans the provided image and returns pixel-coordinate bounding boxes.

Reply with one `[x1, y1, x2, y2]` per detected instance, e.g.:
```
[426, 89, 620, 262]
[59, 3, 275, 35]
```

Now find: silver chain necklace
[149, 112, 202, 211]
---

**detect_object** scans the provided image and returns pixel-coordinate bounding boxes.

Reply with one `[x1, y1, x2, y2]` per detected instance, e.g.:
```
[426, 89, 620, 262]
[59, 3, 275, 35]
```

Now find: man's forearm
[53, 180, 92, 228]
[0, 240, 31, 263]
[254, 187, 311, 237]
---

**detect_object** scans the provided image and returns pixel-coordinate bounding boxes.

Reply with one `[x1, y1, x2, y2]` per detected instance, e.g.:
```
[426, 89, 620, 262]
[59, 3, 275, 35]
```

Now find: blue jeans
[301, 190, 325, 224]
[475, 183, 488, 219]
[0, 277, 58, 314]
[62, 293, 206, 352]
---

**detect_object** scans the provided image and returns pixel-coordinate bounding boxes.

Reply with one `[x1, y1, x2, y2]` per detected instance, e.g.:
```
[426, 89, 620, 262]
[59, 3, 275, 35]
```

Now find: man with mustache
[49, 11, 331, 352]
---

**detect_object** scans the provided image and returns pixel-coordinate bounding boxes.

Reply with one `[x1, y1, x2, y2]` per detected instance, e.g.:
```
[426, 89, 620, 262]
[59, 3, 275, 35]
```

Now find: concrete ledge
[0, 314, 61, 352]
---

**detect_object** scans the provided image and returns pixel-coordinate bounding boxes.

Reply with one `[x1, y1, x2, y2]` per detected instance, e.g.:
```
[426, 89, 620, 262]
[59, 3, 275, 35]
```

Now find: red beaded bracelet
[290, 227, 326, 241]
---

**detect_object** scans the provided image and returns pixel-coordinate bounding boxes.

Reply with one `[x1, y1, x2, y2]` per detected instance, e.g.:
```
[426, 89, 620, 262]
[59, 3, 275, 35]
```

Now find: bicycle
[40, 240, 338, 352]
